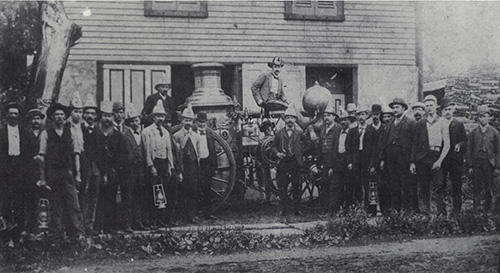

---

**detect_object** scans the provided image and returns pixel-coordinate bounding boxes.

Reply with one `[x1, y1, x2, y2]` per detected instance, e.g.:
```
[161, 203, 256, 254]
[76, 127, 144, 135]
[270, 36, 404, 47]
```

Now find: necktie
[359, 127, 364, 134]
[134, 130, 139, 135]
[157, 126, 163, 137]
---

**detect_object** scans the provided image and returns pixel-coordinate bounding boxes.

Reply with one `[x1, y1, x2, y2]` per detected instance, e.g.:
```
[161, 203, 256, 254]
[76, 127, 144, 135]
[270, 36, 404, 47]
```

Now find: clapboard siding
[64, 1, 416, 66]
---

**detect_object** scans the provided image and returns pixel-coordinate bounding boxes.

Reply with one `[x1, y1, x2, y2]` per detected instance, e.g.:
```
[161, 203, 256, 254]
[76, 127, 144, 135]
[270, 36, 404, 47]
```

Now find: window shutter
[144, 1, 208, 18]
[284, 1, 345, 21]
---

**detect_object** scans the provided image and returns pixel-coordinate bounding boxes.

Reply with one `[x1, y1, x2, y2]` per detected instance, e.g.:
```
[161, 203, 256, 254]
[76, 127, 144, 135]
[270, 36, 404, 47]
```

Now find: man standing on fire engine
[251, 56, 288, 117]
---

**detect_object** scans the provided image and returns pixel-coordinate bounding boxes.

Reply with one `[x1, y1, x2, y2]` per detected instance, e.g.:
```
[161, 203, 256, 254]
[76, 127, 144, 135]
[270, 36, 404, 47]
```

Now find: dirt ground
[44, 234, 500, 273]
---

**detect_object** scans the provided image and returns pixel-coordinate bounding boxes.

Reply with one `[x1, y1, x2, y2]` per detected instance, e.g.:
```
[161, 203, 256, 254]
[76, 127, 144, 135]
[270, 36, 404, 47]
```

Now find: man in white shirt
[143, 100, 176, 228]
[410, 95, 450, 214]
[0, 103, 29, 233]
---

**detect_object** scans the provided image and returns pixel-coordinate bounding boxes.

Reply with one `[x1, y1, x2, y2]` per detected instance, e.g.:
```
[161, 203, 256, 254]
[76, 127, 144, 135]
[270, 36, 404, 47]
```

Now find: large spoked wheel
[288, 161, 321, 208]
[258, 137, 321, 206]
[171, 125, 236, 212]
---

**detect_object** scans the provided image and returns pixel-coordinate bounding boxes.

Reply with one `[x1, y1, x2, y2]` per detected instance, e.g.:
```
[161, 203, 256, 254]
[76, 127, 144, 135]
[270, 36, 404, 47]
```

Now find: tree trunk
[32, 0, 81, 112]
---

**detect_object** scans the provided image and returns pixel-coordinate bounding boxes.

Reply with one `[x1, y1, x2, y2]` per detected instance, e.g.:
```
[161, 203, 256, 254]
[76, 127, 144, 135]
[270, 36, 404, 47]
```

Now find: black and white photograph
[0, 0, 499, 272]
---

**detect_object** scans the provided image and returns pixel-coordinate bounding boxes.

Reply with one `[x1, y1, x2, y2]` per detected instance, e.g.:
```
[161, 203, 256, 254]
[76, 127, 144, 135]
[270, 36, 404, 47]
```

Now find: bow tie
[199, 130, 206, 136]
[133, 130, 140, 135]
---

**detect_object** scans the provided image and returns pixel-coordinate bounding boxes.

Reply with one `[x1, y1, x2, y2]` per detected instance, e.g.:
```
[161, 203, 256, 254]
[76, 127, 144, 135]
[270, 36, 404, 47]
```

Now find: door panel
[101, 64, 171, 112]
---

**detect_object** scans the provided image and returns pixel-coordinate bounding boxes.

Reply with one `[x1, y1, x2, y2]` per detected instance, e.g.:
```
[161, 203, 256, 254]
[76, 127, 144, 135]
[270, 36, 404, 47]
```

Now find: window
[144, 1, 208, 18]
[284, 1, 344, 21]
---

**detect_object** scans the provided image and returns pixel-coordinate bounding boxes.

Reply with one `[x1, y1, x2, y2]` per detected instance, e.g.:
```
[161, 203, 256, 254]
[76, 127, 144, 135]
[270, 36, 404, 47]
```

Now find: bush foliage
[1, 208, 499, 271]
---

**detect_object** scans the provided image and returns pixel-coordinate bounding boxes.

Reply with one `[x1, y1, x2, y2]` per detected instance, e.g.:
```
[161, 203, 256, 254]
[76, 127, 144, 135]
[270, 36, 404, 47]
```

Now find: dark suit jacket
[81, 123, 105, 172]
[199, 129, 217, 175]
[356, 124, 376, 169]
[123, 128, 146, 167]
[316, 124, 340, 169]
[272, 126, 309, 166]
[141, 92, 176, 125]
[370, 123, 386, 169]
[410, 117, 450, 164]
[251, 72, 286, 106]
[380, 115, 416, 162]
[332, 127, 359, 170]
[0, 125, 29, 176]
[466, 125, 500, 169]
[444, 118, 467, 165]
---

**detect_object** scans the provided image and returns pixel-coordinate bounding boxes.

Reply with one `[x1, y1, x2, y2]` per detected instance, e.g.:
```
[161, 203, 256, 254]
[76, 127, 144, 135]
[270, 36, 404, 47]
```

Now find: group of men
[0, 81, 217, 242]
[272, 94, 498, 217]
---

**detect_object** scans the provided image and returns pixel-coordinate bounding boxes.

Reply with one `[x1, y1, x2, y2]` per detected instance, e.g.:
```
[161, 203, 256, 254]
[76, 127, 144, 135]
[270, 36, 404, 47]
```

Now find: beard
[184, 123, 192, 130]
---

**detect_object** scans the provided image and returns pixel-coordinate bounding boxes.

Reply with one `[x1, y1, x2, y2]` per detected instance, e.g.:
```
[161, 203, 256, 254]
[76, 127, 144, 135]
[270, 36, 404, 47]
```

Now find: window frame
[144, 1, 208, 18]
[284, 1, 345, 22]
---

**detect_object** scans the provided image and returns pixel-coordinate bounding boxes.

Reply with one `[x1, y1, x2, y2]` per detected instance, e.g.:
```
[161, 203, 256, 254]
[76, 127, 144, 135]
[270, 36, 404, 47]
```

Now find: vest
[46, 127, 73, 169]
[183, 137, 197, 162]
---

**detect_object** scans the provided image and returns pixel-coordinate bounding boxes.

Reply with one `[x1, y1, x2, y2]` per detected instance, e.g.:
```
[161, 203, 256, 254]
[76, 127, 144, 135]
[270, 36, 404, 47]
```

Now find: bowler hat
[112, 101, 124, 111]
[46, 103, 68, 121]
[371, 104, 382, 116]
[259, 119, 275, 132]
[195, 111, 208, 123]
[440, 97, 454, 109]
[5, 102, 20, 113]
[388, 98, 408, 110]
[267, 56, 284, 68]
[26, 109, 45, 120]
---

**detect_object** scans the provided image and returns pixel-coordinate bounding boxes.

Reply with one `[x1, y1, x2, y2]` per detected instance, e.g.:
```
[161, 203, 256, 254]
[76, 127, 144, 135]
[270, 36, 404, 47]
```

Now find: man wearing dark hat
[410, 95, 450, 215]
[0, 103, 29, 232]
[142, 79, 177, 126]
[251, 56, 288, 117]
[315, 101, 340, 212]
[195, 111, 217, 220]
[440, 97, 467, 217]
[466, 105, 500, 213]
[379, 98, 416, 212]
[80, 95, 105, 235]
[25, 108, 45, 233]
[38, 103, 84, 239]
[112, 101, 126, 133]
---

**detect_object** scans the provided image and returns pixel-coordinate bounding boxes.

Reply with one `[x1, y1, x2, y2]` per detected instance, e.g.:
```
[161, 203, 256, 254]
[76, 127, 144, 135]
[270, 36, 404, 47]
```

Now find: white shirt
[425, 115, 448, 148]
[358, 124, 367, 151]
[270, 77, 279, 94]
[7, 125, 20, 156]
[142, 124, 173, 168]
[198, 129, 209, 159]
[338, 129, 348, 154]
[67, 120, 84, 154]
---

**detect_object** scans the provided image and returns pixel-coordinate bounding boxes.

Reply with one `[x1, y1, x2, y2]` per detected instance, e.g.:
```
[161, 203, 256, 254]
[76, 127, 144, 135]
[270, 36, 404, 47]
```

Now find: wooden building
[60, 0, 419, 113]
